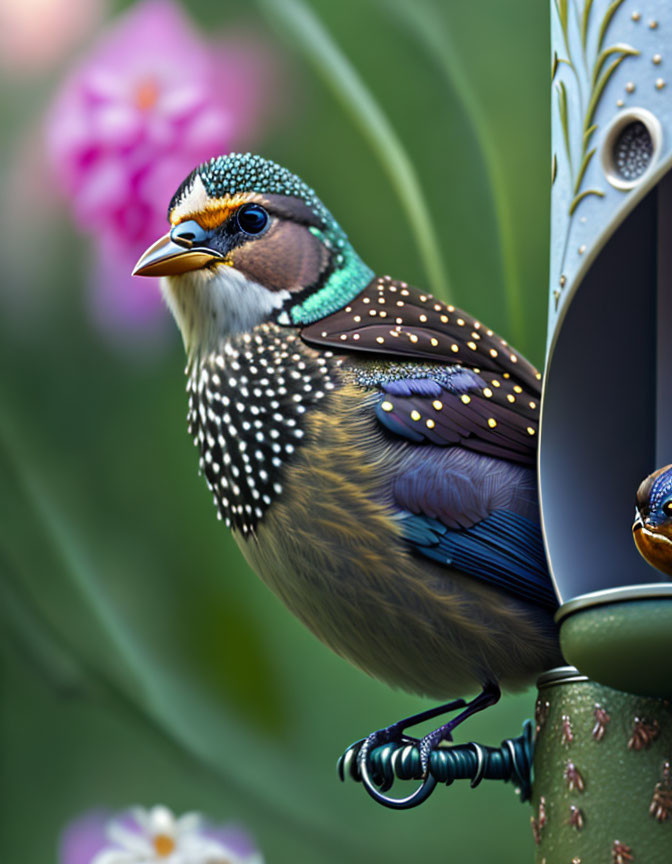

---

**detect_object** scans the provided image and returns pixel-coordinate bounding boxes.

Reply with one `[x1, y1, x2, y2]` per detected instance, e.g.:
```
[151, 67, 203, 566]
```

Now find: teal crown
[170, 152, 374, 324]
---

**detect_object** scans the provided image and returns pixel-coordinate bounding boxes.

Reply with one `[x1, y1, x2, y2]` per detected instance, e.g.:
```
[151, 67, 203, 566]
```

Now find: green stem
[256, 0, 451, 301]
[379, 0, 525, 346]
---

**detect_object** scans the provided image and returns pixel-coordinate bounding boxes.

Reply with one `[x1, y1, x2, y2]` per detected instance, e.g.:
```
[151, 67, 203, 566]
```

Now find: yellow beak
[133, 233, 223, 277]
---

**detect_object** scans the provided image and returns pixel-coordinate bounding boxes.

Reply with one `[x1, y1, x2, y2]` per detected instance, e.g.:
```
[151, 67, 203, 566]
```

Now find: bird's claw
[356, 722, 413, 776]
[338, 724, 418, 784]
[418, 728, 454, 777]
[339, 731, 438, 809]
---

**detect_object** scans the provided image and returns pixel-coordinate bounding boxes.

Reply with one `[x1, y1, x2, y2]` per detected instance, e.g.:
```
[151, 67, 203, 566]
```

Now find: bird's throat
[162, 267, 291, 361]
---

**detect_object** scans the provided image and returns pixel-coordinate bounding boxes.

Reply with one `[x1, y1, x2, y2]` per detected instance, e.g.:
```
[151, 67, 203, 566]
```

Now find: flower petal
[159, 84, 206, 122]
[89, 238, 168, 338]
[148, 804, 177, 837]
[90, 850, 141, 864]
[175, 811, 202, 835]
[137, 156, 200, 219]
[59, 810, 111, 864]
[72, 157, 133, 228]
[129, 807, 151, 833]
[107, 820, 153, 854]
[91, 104, 144, 149]
[181, 108, 231, 155]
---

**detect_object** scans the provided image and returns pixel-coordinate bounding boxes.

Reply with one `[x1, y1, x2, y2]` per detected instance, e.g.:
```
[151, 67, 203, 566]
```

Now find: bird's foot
[339, 697, 469, 784]
[418, 727, 453, 777]
[339, 721, 415, 788]
[339, 682, 502, 788]
[417, 682, 502, 775]
[355, 721, 418, 784]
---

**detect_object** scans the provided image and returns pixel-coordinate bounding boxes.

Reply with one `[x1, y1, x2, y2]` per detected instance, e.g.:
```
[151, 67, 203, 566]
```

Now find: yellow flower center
[153, 834, 176, 857]
[135, 78, 159, 111]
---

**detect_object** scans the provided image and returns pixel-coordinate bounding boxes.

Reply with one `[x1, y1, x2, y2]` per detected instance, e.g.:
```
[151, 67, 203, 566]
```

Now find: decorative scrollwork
[551, 0, 640, 305]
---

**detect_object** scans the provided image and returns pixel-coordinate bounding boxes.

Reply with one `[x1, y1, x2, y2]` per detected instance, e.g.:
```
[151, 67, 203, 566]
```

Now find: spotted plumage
[302, 275, 540, 464]
[134, 152, 561, 769]
[188, 326, 339, 534]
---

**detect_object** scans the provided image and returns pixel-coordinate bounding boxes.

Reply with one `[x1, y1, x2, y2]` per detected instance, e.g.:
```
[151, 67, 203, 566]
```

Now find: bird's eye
[236, 204, 269, 236]
[662, 500, 672, 517]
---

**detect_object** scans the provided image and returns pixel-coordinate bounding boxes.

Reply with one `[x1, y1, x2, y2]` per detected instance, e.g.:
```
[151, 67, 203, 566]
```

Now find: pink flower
[46, 0, 273, 341]
[60, 806, 263, 864]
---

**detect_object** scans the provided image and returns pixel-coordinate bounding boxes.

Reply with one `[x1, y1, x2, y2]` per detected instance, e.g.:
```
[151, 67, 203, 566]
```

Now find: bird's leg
[417, 681, 501, 775]
[352, 697, 469, 776]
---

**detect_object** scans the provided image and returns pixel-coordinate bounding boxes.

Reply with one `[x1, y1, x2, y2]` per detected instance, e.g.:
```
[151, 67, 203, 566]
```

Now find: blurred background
[0, 0, 550, 860]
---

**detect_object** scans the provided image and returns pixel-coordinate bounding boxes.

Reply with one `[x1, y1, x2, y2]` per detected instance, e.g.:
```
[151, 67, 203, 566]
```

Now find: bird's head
[633, 464, 672, 576]
[134, 152, 373, 359]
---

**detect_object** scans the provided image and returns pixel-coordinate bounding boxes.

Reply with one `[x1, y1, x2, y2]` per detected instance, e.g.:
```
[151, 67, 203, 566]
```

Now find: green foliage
[1, 0, 552, 861]
[258, 0, 451, 303]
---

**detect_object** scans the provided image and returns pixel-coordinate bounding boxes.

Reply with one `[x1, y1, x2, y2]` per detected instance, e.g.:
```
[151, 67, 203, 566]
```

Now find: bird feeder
[540, 0, 672, 699]
[530, 7, 672, 862]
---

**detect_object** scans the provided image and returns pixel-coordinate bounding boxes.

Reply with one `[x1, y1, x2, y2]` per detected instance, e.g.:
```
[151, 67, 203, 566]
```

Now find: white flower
[90, 805, 263, 864]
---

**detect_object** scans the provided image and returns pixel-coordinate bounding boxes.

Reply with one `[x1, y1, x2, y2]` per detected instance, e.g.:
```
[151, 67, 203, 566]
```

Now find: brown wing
[374, 382, 538, 464]
[300, 275, 542, 395]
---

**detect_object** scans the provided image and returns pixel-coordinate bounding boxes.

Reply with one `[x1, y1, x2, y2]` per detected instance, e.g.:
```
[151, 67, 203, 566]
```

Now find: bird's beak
[633, 507, 644, 534]
[133, 233, 224, 277]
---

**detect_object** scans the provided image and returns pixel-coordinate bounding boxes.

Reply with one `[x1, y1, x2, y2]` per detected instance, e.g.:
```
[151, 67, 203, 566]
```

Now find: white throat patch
[161, 266, 291, 360]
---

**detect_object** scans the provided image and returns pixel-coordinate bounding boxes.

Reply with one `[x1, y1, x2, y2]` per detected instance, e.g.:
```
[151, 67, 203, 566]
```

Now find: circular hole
[601, 108, 662, 191]
[612, 121, 653, 182]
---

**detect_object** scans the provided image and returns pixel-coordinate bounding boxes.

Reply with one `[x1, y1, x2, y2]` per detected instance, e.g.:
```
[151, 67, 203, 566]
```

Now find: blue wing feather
[400, 510, 556, 608]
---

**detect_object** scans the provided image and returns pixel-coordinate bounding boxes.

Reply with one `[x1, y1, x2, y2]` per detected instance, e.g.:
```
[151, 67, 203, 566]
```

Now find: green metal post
[530, 668, 672, 863]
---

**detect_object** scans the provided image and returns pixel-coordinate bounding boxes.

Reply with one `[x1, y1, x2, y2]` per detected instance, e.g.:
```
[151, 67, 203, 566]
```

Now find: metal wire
[338, 720, 533, 809]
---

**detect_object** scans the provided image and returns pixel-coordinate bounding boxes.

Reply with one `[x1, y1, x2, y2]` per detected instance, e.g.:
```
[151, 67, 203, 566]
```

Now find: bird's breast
[633, 523, 672, 576]
[187, 323, 346, 536]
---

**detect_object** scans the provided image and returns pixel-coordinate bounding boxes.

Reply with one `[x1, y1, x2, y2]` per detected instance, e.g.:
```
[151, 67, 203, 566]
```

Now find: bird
[633, 465, 672, 576]
[133, 152, 561, 783]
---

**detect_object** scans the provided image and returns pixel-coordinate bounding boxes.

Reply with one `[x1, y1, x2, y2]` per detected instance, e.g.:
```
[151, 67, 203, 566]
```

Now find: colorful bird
[134, 153, 561, 788]
[633, 465, 672, 576]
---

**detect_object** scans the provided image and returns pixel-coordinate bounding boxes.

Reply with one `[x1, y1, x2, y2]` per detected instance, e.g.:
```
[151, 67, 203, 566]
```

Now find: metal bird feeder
[530, 6, 672, 862]
[540, 0, 672, 699]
